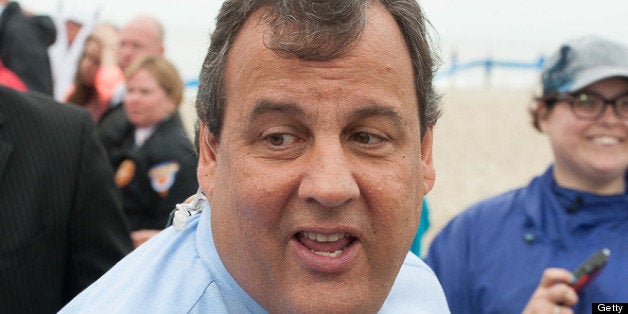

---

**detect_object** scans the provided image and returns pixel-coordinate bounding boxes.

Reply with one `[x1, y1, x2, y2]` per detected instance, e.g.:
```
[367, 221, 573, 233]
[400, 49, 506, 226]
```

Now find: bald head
[118, 16, 165, 70]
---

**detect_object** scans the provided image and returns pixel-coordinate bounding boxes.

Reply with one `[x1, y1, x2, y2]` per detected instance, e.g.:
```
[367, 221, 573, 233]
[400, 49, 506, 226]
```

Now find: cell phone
[571, 248, 610, 292]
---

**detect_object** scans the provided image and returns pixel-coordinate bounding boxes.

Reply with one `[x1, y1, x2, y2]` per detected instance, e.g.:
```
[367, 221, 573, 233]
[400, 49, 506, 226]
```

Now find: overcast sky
[18, 0, 628, 83]
[422, 0, 628, 56]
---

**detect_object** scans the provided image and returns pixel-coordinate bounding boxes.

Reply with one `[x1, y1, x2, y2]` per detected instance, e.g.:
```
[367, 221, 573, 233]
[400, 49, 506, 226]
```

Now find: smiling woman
[427, 35, 628, 314]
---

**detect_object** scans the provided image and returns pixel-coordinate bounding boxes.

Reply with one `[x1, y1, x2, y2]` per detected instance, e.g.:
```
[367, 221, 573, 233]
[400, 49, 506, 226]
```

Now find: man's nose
[297, 141, 360, 208]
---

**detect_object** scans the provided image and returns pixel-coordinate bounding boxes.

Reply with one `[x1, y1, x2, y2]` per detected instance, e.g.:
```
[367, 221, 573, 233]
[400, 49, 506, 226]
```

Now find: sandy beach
[178, 87, 555, 252]
[423, 88, 554, 250]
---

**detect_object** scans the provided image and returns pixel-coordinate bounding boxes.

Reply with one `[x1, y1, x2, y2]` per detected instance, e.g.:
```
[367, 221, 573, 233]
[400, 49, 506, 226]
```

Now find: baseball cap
[541, 35, 628, 95]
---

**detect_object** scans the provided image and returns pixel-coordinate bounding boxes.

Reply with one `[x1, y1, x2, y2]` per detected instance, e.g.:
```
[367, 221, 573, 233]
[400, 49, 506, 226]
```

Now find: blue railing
[184, 55, 547, 89]
[185, 79, 199, 88]
[436, 55, 545, 80]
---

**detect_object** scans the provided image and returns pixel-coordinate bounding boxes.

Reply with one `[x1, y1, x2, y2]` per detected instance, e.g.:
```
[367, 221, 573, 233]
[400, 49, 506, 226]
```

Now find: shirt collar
[134, 126, 156, 147]
[195, 201, 268, 313]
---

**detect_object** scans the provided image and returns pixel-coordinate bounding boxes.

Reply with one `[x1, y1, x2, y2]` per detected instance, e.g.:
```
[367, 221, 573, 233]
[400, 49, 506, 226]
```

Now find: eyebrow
[248, 101, 305, 122]
[248, 101, 405, 126]
[347, 104, 405, 126]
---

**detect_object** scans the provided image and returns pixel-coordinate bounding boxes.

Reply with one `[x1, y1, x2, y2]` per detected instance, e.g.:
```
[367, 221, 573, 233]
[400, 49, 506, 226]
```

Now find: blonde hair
[125, 55, 184, 107]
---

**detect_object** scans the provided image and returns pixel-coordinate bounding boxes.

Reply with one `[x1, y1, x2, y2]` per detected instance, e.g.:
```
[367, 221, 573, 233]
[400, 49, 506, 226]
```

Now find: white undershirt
[134, 126, 156, 148]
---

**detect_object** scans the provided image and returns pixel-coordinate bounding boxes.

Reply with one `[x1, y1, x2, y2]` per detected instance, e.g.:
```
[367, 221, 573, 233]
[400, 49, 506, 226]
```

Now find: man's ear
[197, 124, 219, 199]
[420, 126, 436, 195]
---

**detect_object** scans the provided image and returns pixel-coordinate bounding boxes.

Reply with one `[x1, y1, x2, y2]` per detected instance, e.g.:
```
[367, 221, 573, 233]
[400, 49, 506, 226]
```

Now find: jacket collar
[523, 165, 628, 244]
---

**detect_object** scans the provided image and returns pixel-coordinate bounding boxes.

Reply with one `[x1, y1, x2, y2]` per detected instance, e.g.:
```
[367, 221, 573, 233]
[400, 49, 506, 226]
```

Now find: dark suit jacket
[0, 86, 133, 313]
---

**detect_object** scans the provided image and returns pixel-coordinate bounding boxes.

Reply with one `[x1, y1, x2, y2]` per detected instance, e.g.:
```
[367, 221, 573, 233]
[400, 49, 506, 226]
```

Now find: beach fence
[179, 52, 548, 137]
[436, 52, 546, 89]
[182, 52, 547, 91]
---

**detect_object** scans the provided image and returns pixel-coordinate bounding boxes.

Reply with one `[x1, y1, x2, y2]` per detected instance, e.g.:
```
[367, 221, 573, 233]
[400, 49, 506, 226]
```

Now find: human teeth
[311, 249, 343, 258]
[303, 231, 345, 242]
[593, 136, 619, 145]
[327, 233, 340, 241]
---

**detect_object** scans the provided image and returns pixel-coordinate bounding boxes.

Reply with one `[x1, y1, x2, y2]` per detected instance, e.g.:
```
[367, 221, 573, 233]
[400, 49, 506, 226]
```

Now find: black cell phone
[571, 248, 610, 292]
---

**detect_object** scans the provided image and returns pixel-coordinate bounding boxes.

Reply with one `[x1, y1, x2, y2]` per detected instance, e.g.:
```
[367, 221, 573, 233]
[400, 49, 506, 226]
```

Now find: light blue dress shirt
[60, 201, 449, 313]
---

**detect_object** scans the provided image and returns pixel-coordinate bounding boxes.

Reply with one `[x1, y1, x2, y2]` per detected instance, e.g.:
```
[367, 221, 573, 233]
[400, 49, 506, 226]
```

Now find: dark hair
[529, 98, 550, 132]
[195, 0, 440, 143]
[67, 35, 99, 107]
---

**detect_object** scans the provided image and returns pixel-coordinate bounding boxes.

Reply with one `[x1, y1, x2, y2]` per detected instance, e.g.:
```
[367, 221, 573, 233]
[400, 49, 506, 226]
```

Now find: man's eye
[265, 133, 296, 146]
[351, 132, 382, 145]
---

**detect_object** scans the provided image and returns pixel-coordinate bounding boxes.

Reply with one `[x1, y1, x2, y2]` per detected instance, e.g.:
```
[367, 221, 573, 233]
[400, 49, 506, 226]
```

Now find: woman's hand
[522, 268, 578, 314]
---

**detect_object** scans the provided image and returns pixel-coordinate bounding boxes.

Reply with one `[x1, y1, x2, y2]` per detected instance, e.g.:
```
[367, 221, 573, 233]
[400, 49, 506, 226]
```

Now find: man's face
[198, 4, 435, 313]
[117, 20, 163, 70]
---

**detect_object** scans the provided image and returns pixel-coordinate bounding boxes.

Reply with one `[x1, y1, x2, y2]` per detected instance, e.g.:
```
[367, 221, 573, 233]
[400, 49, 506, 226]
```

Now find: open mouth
[296, 231, 355, 258]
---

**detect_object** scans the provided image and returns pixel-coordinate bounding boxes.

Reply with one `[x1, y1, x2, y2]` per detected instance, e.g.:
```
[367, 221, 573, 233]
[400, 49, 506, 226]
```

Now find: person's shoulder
[381, 253, 450, 313]
[157, 113, 191, 138]
[398, 253, 445, 286]
[150, 114, 196, 153]
[0, 87, 89, 124]
[60, 215, 214, 313]
[98, 104, 128, 128]
[96, 105, 132, 142]
[427, 184, 533, 251]
[454, 184, 530, 223]
[1, 87, 51, 110]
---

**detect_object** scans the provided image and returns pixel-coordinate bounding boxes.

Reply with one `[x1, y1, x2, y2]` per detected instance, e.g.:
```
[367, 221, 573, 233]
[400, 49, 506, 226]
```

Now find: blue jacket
[426, 166, 628, 314]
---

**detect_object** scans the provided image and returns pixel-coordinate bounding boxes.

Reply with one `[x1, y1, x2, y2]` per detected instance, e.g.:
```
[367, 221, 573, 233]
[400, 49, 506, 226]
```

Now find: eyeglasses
[545, 92, 628, 121]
